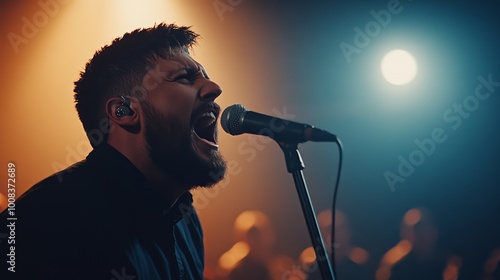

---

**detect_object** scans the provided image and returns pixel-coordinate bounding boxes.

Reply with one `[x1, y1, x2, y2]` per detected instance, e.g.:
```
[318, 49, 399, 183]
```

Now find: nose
[199, 79, 222, 101]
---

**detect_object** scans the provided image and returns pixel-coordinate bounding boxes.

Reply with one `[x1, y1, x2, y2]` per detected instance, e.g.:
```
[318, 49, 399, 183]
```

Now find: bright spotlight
[381, 50, 418, 85]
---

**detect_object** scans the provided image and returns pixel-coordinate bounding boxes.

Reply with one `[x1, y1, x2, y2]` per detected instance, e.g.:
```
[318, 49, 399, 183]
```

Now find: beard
[142, 101, 227, 189]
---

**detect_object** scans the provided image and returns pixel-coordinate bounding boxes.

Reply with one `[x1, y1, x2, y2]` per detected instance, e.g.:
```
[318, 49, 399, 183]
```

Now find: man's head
[74, 23, 226, 189]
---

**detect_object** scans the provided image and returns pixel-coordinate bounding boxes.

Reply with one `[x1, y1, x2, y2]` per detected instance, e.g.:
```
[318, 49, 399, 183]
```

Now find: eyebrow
[171, 65, 210, 79]
[163, 62, 210, 81]
[163, 66, 193, 80]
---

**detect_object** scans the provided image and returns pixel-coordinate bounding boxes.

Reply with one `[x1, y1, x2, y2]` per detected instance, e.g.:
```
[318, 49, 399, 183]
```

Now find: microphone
[220, 104, 337, 143]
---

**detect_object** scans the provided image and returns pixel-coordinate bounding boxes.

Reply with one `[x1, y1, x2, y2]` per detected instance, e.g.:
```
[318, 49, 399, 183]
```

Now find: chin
[191, 149, 227, 188]
[158, 143, 227, 188]
[144, 107, 227, 189]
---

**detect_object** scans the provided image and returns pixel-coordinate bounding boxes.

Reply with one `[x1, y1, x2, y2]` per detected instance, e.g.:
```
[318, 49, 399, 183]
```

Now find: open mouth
[193, 110, 218, 148]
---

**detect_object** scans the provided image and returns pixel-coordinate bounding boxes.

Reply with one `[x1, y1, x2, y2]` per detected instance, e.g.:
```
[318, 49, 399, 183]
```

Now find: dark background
[1, 0, 499, 279]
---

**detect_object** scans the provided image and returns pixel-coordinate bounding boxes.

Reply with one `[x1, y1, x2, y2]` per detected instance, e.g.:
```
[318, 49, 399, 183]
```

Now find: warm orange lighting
[375, 265, 391, 280]
[218, 241, 250, 271]
[0, 1, 293, 275]
[0, 0, 195, 199]
[106, 0, 191, 36]
[234, 210, 272, 237]
[317, 209, 332, 228]
[403, 208, 422, 226]
[381, 240, 413, 265]
[299, 246, 316, 266]
[443, 256, 462, 280]
[349, 246, 369, 265]
[269, 256, 300, 280]
[0, 193, 7, 212]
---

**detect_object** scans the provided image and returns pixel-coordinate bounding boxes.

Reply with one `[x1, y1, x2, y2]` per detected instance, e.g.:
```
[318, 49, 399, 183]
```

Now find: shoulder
[4, 159, 111, 230]
[15, 161, 93, 213]
[0, 161, 105, 277]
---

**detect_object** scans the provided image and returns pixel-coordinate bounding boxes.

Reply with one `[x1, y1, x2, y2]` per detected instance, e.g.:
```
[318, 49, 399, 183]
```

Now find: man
[0, 23, 226, 279]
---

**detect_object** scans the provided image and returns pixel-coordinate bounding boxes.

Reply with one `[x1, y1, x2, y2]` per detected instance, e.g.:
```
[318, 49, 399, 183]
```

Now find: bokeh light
[381, 49, 418, 85]
[2, 1, 500, 279]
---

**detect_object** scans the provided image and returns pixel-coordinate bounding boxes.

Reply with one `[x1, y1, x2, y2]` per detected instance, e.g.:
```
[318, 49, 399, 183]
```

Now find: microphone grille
[221, 104, 248, 135]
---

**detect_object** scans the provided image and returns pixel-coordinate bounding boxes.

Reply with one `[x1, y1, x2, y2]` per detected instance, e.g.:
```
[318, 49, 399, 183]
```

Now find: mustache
[191, 102, 221, 122]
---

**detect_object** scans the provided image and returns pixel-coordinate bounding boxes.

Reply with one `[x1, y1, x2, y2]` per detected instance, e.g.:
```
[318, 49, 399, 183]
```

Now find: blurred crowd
[207, 207, 500, 280]
[1, 193, 498, 279]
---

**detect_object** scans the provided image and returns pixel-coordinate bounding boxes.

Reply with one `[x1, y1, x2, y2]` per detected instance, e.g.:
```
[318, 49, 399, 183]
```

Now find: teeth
[201, 112, 216, 119]
[198, 111, 216, 127]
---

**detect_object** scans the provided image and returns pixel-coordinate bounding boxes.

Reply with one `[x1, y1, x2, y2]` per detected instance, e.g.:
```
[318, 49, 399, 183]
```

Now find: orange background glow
[0, 0, 308, 275]
[4, 2, 498, 279]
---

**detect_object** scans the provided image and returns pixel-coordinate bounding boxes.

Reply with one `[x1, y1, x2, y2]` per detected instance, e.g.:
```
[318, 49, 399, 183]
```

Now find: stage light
[381, 49, 418, 85]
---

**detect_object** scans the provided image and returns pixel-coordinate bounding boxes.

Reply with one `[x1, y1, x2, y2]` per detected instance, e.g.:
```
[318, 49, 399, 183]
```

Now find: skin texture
[105, 50, 226, 206]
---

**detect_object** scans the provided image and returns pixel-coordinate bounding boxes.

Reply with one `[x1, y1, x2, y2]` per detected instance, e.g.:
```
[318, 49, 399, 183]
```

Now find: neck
[107, 137, 189, 206]
[141, 159, 190, 206]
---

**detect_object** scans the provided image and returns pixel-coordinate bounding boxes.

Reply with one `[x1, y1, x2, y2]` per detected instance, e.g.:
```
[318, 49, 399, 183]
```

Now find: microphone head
[221, 104, 248, 135]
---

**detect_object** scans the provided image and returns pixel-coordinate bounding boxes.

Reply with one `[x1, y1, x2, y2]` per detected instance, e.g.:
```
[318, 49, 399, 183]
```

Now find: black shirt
[0, 144, 204, 279]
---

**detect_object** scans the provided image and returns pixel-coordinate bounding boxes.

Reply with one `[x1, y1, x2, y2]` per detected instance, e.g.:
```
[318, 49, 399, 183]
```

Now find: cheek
[156, 114, 191, 143]
[147, 86, 196, 123]
[143, 105, 191, 149]
[147, 115, 188, 153]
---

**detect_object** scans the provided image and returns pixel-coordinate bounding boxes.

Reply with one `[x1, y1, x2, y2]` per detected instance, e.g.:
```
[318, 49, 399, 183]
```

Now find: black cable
[330, 138, 343, 279]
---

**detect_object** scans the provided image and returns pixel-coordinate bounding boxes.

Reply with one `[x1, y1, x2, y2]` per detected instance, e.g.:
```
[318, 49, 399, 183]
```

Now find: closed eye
[174, 69, 200, 85]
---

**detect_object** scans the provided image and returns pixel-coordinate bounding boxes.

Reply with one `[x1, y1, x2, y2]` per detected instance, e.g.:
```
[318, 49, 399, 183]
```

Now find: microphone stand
[279, 142, 335, 280]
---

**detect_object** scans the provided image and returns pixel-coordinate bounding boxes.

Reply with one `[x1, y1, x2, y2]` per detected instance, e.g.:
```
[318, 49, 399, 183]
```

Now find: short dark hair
[74, 23, 199, 147]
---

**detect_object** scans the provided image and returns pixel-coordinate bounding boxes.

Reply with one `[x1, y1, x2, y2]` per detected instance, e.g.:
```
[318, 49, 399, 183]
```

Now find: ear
[105, 96, 140, 127]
